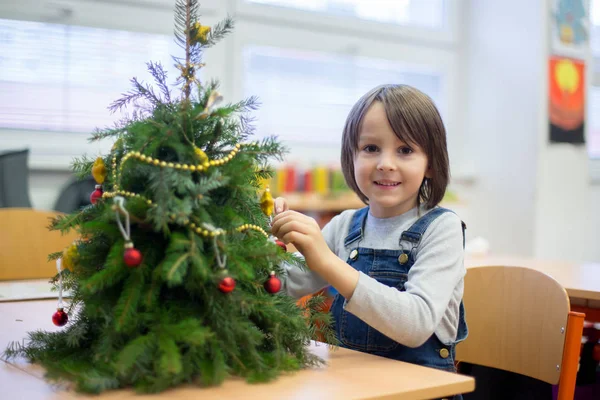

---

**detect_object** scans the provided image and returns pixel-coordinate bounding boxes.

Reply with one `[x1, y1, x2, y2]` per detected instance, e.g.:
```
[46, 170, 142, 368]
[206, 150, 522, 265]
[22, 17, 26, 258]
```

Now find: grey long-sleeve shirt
[281, 205, 466, 348]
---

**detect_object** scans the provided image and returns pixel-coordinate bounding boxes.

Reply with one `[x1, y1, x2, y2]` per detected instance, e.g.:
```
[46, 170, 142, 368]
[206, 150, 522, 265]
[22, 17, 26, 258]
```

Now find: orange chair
[0, 208, 78, 280]
[456, 265, 585, 400]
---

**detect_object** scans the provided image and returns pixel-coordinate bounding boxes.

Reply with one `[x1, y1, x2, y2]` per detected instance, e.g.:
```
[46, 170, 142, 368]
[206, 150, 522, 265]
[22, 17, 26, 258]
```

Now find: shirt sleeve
[280, 211, 346, 299]
[344, 212, 465, 348]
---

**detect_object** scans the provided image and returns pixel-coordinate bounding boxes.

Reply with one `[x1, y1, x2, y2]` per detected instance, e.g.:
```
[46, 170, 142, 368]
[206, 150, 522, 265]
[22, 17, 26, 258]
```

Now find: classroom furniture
[53, 176, 96, 213]
[0, 300, 474, 400]
[466, 255, 600, 321]
[0, 208, 78, 281]
[456, 265, 585, 400]
[0, 149, 32, 208]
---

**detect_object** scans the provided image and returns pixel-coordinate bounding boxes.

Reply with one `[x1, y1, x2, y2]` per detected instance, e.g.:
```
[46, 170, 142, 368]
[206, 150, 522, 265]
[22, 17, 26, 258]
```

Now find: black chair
[0, 149, 33, 208]
[53, 176, 96, 213]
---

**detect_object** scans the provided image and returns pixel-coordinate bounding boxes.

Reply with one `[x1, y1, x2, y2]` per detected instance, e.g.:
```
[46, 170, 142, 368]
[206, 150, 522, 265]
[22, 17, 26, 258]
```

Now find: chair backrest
[456, 265, 570, 384]
[0, 208, 78, 280]
[53, 176, 96, 213]
[0, 149, 32, 208]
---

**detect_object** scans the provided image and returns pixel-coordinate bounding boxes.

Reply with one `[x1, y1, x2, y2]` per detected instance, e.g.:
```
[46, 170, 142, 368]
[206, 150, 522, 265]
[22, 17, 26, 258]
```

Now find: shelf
[282, 192, 365, 212]
[279, 192, 464, 213]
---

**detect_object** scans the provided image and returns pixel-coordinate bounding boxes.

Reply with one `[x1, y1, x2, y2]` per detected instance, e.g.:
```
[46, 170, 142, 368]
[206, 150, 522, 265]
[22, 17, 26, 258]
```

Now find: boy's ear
[425, 166, 433, 179]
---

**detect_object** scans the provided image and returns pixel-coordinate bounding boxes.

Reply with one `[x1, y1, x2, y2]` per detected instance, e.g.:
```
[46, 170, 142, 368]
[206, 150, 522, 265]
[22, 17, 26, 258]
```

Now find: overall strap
[343, 207, 369, 247]
[400, 207, 466, 248]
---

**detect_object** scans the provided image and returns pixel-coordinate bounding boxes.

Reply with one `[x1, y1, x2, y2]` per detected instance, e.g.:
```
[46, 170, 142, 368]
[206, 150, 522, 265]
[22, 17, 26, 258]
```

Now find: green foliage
[4, 0, 335, 394]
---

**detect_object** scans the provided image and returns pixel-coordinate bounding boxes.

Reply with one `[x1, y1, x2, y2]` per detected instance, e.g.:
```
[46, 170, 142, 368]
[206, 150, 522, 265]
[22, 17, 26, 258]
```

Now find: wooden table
[466, 255, 600, 320]
[0, 300, 474, 400]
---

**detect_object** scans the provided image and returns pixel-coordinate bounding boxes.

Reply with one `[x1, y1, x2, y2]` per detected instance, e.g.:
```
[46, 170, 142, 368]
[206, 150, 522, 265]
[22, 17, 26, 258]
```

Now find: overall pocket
[336, 270, 407, 353]
[363, 270, 407, 352]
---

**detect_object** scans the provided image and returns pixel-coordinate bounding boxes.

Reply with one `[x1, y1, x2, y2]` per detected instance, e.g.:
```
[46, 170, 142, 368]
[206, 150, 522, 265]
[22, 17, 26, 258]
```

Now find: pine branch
[229, 95, 260, 114]
[117, 333, 156, 376]
[183, 0, 192, 101]
[113, 268, 144, 333]
[305, 294, 338, 346]
[157, 335, 182, 376]
[76, 370, 120, 394]
[147, 61, 172, 103]
[186, 242, 210, 287]
[48, 210, 88, 234]
[197, 346, 227, 386]
[199, 17, 234, 49]
[143, 268, 162, 308]
[70, 155, 96, 180]
[109, 77, 163, 114]
[2, 340, 25, 359]
[81, 243, 130, 295]
[238, 113, 256, 140]
[165, 319, 213, 346]
[161, 252, 190, 286]
[89, 125, 128, 142]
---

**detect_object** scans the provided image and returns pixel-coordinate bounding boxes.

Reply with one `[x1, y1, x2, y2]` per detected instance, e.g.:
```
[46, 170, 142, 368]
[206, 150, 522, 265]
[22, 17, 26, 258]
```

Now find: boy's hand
[274, 197, 289, 215]
[271, 210, 334, 272]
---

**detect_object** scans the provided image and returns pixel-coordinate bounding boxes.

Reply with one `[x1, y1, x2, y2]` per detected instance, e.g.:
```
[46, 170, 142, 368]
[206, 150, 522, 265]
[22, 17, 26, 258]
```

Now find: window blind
[243, 45, 444, 144]
[0, 18, 182, 134]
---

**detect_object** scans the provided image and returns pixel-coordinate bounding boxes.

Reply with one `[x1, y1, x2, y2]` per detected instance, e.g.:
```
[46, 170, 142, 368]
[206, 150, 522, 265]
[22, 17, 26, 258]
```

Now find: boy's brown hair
[341, 84, 449, 210]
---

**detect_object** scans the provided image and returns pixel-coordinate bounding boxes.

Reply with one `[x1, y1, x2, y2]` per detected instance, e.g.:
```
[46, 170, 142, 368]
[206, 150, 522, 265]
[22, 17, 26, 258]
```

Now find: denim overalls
[330, 206, 468, 372]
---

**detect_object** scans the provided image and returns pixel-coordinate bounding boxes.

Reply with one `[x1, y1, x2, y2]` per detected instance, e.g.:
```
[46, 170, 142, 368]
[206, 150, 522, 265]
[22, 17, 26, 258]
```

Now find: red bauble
[52, 308, 68, 326]
[124, 247, 143, 267]
[275, 240, 287, 252]
[90, 185, 103, 204]
[264, 272, 281, 294]
[218, 276, 236, 293]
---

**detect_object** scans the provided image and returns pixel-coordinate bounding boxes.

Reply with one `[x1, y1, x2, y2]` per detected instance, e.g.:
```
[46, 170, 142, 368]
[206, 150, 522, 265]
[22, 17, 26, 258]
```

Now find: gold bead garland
[105, 141, 257, 203]
[112, 154, 119, 190]
[166, 215, 268, 239]
[102, 190, 153, 206]
[103, 140, 267, 239]
[234, 224, 269, 238]
[117, 142, 253, 179]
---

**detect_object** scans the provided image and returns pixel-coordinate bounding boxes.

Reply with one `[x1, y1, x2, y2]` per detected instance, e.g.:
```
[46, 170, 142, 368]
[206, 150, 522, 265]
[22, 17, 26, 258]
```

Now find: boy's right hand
[274, 197, 289, 215]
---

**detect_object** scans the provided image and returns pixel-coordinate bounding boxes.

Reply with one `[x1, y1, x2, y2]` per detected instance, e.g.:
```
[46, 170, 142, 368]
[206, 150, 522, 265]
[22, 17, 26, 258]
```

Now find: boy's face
[353, 101, 431, 218]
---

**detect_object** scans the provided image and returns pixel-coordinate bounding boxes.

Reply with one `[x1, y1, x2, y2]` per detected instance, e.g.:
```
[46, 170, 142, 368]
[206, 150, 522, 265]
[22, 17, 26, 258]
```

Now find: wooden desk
[0, 300, 474, 400]
[466, 255, 600, 320]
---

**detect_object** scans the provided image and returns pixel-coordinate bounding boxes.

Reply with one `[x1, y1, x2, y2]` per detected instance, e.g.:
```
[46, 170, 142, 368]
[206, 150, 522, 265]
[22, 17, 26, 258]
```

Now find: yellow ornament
[92, 157, 107, 184]
[62, 243, 79, 272]
[194, 146, 209, 164]
[192, 22, 211, 44]
[260, 187, 274, 217]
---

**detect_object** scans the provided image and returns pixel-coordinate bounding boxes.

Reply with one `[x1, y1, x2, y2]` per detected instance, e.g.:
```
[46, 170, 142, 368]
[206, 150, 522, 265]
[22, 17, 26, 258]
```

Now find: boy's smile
[374, 180, 401, 188]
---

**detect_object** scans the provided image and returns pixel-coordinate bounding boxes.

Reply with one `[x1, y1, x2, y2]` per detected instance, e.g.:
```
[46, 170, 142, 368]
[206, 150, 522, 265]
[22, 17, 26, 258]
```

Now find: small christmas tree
[4, 0, 334, 394]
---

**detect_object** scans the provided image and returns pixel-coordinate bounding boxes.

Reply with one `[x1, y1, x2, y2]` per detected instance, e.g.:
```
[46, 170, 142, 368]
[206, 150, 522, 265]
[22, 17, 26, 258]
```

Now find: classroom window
[243, 45, 444, 144]
[244, 0, 447, 29]
[0, 18, 181, 134]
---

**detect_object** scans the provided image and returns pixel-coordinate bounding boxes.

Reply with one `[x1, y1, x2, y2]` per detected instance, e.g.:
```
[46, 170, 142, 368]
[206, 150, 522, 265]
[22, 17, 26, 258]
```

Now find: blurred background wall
[0, 0, 598, 261]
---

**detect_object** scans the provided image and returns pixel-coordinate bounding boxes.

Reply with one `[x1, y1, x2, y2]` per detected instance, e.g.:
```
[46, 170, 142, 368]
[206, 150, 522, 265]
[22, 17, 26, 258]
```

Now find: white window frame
[233, 0, 461, 46]
[0, 0, 227, 170]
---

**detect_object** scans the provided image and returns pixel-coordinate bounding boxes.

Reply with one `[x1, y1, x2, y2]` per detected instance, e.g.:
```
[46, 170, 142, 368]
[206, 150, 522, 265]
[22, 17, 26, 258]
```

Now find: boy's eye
[399, 146, 413, 155]
[363, 145, 379, 153]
